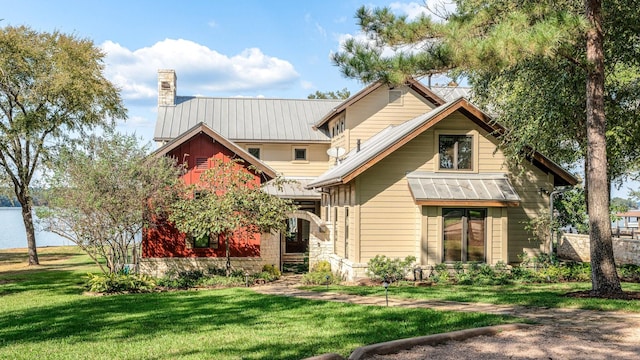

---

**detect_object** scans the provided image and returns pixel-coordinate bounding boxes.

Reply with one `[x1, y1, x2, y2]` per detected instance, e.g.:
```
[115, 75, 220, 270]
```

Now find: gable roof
[154, 97, 342, 143]
[312, 79, 446, 130]
[151, 122, 277, 180]
[307, 97, 578, 189]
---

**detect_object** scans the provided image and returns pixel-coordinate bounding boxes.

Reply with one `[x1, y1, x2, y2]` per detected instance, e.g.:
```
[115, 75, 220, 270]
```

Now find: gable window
[439, 135, 472, 170]
[248, 147, 261, 159]
[294, 148, 307, 161]
[443, 208, 486, 262]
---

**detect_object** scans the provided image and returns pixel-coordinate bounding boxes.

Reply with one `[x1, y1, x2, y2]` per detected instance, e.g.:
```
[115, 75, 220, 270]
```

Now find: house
[141, 69, 578, 280]
[140, 122, 280, 276]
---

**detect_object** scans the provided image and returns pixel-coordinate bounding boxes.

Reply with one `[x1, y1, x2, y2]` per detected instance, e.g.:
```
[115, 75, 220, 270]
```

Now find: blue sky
[2, 0, 636, 199]
[2, 0, 452, 143]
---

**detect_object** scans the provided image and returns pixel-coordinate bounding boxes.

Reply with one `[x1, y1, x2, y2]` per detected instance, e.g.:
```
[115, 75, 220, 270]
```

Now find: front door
[285, 218, 310, 253]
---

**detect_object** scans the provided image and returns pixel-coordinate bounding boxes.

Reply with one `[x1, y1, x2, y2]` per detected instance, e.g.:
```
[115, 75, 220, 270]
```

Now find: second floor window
[439, 135, 472, 170]
[248, 147, 260, 159]
[294, 148, 307, 161]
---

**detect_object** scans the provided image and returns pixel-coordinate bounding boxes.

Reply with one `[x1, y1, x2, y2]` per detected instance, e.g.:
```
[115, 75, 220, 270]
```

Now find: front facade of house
[142, 69, 577, 280]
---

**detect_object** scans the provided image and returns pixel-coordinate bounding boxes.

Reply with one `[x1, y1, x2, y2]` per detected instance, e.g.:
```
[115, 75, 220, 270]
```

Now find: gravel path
[254, 278, 640, 359]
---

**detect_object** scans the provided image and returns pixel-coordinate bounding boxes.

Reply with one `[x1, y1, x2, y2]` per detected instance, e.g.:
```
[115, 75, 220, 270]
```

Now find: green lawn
[305, 281, 640, 312]
[0, 247, 515, 360]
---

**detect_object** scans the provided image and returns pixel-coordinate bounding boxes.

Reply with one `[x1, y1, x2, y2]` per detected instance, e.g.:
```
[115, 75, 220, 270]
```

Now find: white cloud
[300, 80, 314, 90]
[101, 39, 299, 104]
[390, 1, 456, 22]
[389, 2, 430, 20]
[207, 20, 217, 28]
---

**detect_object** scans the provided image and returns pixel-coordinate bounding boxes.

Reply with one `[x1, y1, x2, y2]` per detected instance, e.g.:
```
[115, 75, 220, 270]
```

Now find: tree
[169, 158, 296, 275]
[333, 1, 640, 297]
[0, 26, 126, 265]
[39, 132, 182, 274]
[307, 88, 351, 99]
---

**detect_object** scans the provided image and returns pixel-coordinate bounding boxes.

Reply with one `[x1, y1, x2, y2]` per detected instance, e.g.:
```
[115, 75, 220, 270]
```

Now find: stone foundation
[139, 257, 274, 278]
[558, 233, 640, 265]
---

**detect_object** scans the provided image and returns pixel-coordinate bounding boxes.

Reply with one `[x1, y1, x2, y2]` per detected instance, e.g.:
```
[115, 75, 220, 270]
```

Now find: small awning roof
[263, 177, 321, 200]
[407, 171, 521, 207]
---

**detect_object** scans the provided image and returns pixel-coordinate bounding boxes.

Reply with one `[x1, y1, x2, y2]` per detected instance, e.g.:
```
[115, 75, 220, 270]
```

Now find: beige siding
[356, 143, 425, 262]
[506, 166, 551, 261]
[329, 184, 356, 260]
[340, 86, 436, 153]
[237, 142, 331, 177]
[351, 110, 554, 266]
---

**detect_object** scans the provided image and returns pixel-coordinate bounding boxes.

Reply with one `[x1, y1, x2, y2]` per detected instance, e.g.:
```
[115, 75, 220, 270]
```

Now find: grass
[0, 247, 515, 360]
[304, 281, 640, 313]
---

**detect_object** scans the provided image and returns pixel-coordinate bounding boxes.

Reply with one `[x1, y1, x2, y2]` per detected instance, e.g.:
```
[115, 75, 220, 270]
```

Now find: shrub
[302, 271, 337, 285]
[157, 269, 206, 289]
[301, 260, 337, 285]
[254, 264, 282, 282]
[366, 255, 416, 282]
[312, 260, 332, 273]
[85, 273, 156, 293]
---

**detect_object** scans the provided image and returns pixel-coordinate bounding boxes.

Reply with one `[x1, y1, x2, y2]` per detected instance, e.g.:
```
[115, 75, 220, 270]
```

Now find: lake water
[0, 207, 70, 249]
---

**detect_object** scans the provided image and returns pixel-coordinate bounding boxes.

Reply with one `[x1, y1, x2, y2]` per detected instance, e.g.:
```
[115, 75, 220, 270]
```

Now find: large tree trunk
[19, 196, 40, 266]
[585, 0, 623, 297]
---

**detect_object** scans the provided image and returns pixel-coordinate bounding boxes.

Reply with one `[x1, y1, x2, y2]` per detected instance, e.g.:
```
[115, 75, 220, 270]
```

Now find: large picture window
[443, 208, 486, 262]
[439, 135, 473, 170]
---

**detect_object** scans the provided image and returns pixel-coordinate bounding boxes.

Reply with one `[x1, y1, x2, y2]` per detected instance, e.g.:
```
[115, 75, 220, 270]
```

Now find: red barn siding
[143, 133, 264, 259]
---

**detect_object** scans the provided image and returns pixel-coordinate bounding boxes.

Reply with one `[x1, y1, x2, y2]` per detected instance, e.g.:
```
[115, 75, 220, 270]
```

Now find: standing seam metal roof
[154, 97, 342, 142]
[406, 172, 521, 202]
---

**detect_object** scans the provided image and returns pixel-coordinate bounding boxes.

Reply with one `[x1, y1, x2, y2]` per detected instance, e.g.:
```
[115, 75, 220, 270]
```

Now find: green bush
[301, 260, 337, 285]
[301, 271, 337, 285]
[85, 273, 156, 293]
[312, 260, 332, 273]
[619, 264, 640, 282]
[262, 264, 282, 278]
[366, 255, 416, 282]
[157, 269, 206, 289]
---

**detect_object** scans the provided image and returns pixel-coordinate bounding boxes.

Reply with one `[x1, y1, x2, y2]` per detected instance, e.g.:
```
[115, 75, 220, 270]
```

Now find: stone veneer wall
[140, 230, 281, 278]
[140, 257, 267, 278]
[558, 233, 640, 265]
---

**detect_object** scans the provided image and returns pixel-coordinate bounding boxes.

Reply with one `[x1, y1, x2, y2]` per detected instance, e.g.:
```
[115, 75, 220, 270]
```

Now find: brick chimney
[158, 69, 176, 106]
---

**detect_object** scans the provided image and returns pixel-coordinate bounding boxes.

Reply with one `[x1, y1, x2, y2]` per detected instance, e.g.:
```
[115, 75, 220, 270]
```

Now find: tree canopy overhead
[0, 25, 126, 265]
[333, 0, 640, 297]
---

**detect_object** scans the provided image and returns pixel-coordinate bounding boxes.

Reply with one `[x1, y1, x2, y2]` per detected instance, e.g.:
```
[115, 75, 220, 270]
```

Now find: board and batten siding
[336, 86, 436, 154]
[237, 142, 331, 177]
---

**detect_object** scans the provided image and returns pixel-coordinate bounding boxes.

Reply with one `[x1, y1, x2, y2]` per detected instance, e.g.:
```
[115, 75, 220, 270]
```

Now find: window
[192, 233, 218, 249]
[330, 116, 346, 138]
[443, 208, 486, 262]
[439, 135, 473, 170]
[248, 147, 261, 159]
[333, 207, 338, 254]
[344, 207, 349, 259]
[294, 148, 307, 161]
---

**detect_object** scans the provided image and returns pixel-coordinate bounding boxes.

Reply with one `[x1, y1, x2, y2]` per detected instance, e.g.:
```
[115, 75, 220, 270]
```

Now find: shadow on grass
[308, 282, 640, 311]
[0, 287, 512, 359]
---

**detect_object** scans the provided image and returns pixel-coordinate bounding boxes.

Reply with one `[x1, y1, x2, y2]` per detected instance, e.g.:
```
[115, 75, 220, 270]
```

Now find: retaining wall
[558, 233, 640, 265]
